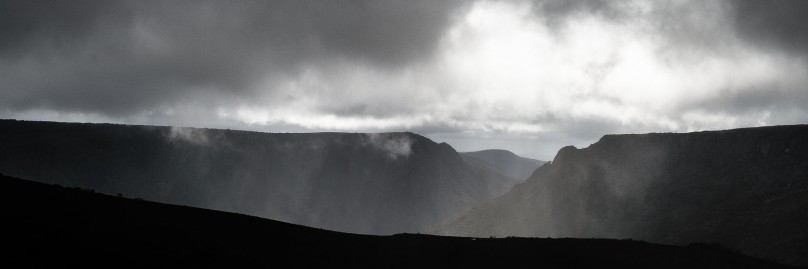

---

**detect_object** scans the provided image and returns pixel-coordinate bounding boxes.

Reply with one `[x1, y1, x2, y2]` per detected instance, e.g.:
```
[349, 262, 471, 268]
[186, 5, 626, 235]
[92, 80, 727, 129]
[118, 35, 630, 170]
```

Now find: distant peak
[552, 145, 578, 164]
[385, 131, 428, 141]
[463, 149, 517, 156]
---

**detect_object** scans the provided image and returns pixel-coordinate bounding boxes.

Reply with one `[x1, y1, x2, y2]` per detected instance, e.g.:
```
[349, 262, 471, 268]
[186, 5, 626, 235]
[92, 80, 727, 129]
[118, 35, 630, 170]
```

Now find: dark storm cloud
[732, 0, 808, 56]
[0, 1, 120, 57]
[0, 0, 465, 115]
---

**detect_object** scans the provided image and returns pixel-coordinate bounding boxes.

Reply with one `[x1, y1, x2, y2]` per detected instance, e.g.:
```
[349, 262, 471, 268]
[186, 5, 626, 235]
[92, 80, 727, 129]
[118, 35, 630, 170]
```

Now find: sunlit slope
[434, 125, 808, 267]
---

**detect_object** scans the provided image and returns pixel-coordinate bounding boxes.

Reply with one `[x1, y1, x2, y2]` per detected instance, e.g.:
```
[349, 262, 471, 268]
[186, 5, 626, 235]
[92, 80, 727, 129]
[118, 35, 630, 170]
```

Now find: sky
[1, 0, 807, 160]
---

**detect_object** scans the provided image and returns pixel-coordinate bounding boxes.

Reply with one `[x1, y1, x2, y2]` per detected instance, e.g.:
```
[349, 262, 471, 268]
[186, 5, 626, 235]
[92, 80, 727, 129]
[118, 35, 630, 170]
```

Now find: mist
[434, 126, 808, 265]
[0, 120, 521, 235]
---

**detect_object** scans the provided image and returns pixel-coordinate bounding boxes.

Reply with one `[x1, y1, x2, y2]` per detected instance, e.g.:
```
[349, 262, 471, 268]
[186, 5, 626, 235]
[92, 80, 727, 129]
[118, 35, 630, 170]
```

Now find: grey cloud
[681, 82, 808, 122]
[529, 0, 632, 25]
[0, 0, 121, 58]
[534, 0, 738, 57]
[731, 0, 808, 56]
[410, 123, 466, 136]
[526, 0, 785, 62]
[0, 0, 466, 116]
[3, 0, 808, 160]
[630, 0, 808, 60]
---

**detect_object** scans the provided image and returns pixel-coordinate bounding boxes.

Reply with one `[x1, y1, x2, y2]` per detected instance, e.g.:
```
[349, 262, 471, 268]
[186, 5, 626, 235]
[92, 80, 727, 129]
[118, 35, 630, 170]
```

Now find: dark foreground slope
[0, 174, 792, 268]
[0, 120, 514, 235]
[434, 125, 808, 267]
[461, 149, 546, 181]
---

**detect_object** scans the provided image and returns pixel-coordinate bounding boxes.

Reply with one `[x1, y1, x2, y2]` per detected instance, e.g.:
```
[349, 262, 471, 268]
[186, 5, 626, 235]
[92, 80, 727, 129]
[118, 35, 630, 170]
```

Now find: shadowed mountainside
[1, 174, 793, 268]
[461, 149, 546, 181]
[433, 125, 808, 267]
[0, 119, 515, 235]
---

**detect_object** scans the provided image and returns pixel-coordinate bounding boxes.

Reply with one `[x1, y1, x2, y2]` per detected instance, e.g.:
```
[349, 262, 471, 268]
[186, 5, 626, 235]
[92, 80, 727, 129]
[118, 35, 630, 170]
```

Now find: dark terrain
[0, 174, 793, 268]
[0, 119, 516, 235]
[461, 149, 546, 181]
[434, 125, 808, 267]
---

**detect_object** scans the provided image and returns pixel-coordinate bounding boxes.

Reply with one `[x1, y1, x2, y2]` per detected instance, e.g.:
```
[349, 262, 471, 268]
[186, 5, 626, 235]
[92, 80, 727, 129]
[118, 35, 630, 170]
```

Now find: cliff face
[433, 125, 808, 266]
[0, 120, 514, 235]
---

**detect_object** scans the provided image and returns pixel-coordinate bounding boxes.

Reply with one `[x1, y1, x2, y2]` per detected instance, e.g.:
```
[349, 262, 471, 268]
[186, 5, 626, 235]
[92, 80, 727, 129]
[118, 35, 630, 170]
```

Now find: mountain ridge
[0, 119, 514, 235]
[460, 149, 546, 181]
[433, 124, 808, 267]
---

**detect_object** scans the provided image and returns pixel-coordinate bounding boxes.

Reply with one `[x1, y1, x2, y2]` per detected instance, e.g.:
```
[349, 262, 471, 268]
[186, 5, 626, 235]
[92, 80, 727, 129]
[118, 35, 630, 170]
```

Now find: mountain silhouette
[0, 119, 515, 235]
[1, 173, 792, 268]
[433, 125, 808, 267]
[461, 149, 546, 181]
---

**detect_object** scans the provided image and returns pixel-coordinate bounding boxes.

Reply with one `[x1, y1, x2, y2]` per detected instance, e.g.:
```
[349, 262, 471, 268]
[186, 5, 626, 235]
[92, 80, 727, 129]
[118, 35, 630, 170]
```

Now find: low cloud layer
[166, 126, 213, 146]
[2, 0, 807, 160]
[363, 133, 414, 161]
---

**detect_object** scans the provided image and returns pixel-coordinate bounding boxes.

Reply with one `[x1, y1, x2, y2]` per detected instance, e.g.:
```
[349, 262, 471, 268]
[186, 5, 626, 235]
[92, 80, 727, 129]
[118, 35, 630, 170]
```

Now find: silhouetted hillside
[433, 125, 808, 267]
[461, 149, 546, 181]
[0, 174, 792, 268]
[0, 119, 514, 235]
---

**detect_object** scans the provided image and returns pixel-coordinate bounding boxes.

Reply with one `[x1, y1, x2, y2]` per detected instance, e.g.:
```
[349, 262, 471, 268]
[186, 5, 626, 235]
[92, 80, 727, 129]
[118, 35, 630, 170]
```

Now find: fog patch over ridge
[166, 126, 213, 146]
[363, 133, 414, 161]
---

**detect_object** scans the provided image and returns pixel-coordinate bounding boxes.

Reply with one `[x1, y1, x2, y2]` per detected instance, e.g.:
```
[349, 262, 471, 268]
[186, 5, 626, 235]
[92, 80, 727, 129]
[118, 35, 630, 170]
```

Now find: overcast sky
[2, 0, 807, 160]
